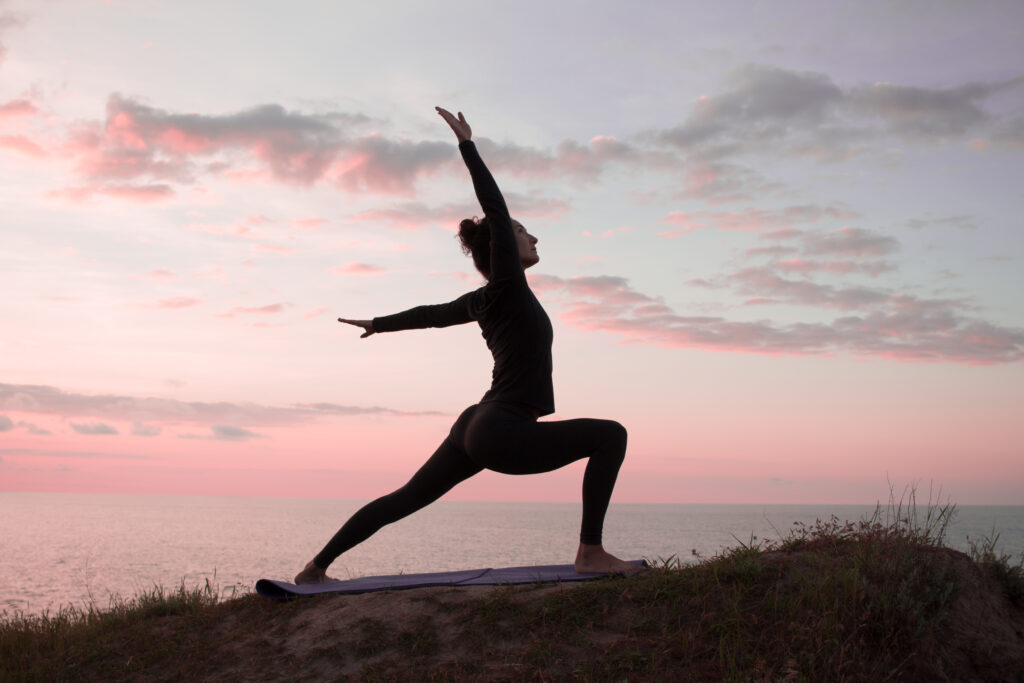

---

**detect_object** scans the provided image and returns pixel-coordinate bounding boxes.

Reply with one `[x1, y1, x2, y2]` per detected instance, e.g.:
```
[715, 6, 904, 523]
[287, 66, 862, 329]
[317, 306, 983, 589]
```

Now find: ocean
[2, 492, 1022, 617]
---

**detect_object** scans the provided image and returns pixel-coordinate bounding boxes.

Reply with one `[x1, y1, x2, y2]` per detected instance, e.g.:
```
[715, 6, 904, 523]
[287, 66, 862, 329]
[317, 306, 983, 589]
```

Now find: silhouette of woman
[294, 107, 635, 583]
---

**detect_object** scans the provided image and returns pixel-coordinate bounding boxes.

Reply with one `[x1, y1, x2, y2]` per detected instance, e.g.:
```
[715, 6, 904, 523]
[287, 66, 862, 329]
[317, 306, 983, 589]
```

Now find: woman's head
[458, 217, 539, 279]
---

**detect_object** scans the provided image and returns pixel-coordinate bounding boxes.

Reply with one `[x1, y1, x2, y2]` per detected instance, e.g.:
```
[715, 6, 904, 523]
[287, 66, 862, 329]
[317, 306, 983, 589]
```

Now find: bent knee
[603, 420, 628, 452]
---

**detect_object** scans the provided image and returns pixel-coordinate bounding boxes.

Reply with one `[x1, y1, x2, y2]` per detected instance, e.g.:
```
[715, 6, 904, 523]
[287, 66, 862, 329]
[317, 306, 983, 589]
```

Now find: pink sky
[2, 1, 1023, 504]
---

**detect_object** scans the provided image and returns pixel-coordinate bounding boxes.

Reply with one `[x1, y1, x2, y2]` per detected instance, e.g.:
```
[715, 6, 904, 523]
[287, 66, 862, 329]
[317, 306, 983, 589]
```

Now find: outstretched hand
[338, 318, 375, 338]
[436, 107, 472, 142]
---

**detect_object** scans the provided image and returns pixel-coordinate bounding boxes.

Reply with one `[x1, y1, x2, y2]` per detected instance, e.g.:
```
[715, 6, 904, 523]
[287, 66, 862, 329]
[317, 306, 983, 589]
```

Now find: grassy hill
[4, 503, 1023, 681]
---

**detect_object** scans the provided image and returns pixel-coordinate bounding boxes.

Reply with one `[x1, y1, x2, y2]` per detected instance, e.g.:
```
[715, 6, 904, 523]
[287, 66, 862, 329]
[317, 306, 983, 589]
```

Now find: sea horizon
[3, 492, 1022, 618]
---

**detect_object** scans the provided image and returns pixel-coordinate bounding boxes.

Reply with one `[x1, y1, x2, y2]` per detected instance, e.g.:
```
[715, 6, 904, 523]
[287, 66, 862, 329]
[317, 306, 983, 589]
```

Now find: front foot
[294, 560, 335, 585]
[574, 544, 642, 575]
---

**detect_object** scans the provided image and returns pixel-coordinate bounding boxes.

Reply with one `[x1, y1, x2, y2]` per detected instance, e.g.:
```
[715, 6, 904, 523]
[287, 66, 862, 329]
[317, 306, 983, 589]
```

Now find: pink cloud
[293, 217, 329, 230]
[156, 297, 200, 309]
[55, 95, 458, 197]
[303, 307, 329, 319]
[253, 243, 295, 254]
[218, 303, 288, 318]
[331, 263, 386, 276]
[0, 134, 45, 157]
[47, 183, 175, 203]
[147, 268, 177, 280]
[0, 98, 37, 119]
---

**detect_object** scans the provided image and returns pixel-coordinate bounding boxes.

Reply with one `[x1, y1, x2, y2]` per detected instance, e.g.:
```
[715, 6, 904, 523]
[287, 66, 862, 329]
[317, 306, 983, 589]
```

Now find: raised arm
[436, 107, 522, 282]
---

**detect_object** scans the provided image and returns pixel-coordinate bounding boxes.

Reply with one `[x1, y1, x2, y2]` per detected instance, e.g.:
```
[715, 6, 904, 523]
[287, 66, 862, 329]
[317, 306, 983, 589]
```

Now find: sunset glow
[1, 0, 1022, 504]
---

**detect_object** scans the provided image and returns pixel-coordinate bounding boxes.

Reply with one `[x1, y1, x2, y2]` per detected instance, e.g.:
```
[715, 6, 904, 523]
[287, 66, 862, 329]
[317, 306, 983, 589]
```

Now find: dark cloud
[131, 421, 161, 437]
[0, 414, 12, 431]
[904, 214, 977, 231]
[475, 135, 641, 181]
[770, 258, 897, 278]
[801, 227, 899, 257]
[211, 425, 262, 441]
[847, 78, 1024, 139]
[650, 64, 1024, 161]
[17, 421, 50, 435]
[70, 421, 119, 435]
[336, 137, 452, 194]
[532, 273, 1024, 364]
[656, 64, 844, 156]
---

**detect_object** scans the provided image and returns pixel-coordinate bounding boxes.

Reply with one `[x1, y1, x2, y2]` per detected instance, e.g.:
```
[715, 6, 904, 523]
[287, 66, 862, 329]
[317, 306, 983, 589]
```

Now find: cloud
[147, 268, 177, 279]
[727, 267, 894, 309]
[0, 448, 148, 460]
[47, 183, 175, 203]
[293, 217, 329, 230]
[801, 227, 899, 257]
[70, 422, 120, 435]
[218, 302, 288, 318]
[904, 214, 976, 231]
[156, 297, 201, 309]
[847, 78, 1024, 139]
[771, 258, 896, 278]
[0, 414, 12, 431]
[650, 64, 1024, 162]
[661, 204, 857, 235]
[58, 95, 462, 197]
[17, 421, 50, 435]
[0, 382, 442, 426]
[531, 273, 1024, 364]
[0, 98, 36, 119]
[0, 5, 26, 68]
[474, 135, 641, 181]
[335, 136, 453, 194]
[0, 134, 45, 157]
[331, 263, 385, 276]
[296, 402, 446, 417]
[349, 193, 570, 231]
[178, 424, 265, 441]
[131, 421, 161, 437]
[303, 307, 329, 319]
[655, 64, 844, 156]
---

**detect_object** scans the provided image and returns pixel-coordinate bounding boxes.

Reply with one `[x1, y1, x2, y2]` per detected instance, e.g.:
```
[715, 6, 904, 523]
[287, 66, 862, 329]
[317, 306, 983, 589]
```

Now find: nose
[530, 234, 538, 245]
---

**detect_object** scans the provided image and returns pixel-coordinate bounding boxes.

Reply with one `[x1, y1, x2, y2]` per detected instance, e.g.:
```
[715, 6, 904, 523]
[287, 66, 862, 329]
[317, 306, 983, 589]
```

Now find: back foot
[574, 543, 642, 574]
[294, 560, 335, 584]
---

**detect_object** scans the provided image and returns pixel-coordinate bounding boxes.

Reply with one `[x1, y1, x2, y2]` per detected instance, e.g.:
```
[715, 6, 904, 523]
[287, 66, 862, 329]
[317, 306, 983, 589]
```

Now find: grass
[3, 489, 1023, 681]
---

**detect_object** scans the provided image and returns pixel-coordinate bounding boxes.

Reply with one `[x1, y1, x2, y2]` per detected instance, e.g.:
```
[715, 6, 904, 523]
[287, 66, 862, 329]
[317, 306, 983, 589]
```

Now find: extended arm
[436, 107, 522, 282]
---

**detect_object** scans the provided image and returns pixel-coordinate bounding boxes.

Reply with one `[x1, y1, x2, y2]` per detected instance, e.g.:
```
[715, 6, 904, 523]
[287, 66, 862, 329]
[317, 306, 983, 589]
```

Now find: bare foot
[294, 560, 335, 584]
[574, 543, 642, 574]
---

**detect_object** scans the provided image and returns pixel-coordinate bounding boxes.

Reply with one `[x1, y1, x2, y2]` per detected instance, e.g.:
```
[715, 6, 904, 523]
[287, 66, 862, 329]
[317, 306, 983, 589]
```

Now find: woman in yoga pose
[294, 107, 635, 583]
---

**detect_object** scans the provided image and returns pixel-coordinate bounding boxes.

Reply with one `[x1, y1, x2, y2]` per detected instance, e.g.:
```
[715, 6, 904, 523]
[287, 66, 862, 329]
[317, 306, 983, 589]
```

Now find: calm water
[2, 493, 1021, 617]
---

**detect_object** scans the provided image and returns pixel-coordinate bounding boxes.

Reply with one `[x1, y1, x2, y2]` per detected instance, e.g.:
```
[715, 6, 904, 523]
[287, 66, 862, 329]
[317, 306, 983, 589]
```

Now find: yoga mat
[255, 560, 646, 599]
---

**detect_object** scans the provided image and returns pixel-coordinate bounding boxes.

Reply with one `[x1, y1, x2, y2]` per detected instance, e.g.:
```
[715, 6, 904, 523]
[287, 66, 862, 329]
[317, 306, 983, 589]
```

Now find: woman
[295, 107, 635, 583]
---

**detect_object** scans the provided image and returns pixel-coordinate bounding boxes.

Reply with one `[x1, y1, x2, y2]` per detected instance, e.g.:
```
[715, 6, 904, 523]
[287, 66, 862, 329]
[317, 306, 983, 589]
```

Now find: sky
[1, 0, 1022, 505]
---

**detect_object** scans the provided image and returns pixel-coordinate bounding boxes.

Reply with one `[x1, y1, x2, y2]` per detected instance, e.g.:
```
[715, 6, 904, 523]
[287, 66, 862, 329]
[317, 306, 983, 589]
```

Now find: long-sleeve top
[372, 140, 555, 416]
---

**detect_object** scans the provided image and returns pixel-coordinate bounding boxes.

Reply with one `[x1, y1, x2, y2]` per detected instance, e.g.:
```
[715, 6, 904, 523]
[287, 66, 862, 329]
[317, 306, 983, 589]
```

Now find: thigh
[465, 404, 620, 476]
[399, 436, 484, 502]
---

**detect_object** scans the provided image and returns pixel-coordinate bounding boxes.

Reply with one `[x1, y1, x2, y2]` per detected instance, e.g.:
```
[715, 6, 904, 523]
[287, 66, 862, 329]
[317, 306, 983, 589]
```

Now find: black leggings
[313, 402, 627, 569]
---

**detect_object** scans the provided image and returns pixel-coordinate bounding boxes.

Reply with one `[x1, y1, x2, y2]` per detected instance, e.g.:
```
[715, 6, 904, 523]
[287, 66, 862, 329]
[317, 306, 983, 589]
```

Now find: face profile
[513, 220, 540, 269]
